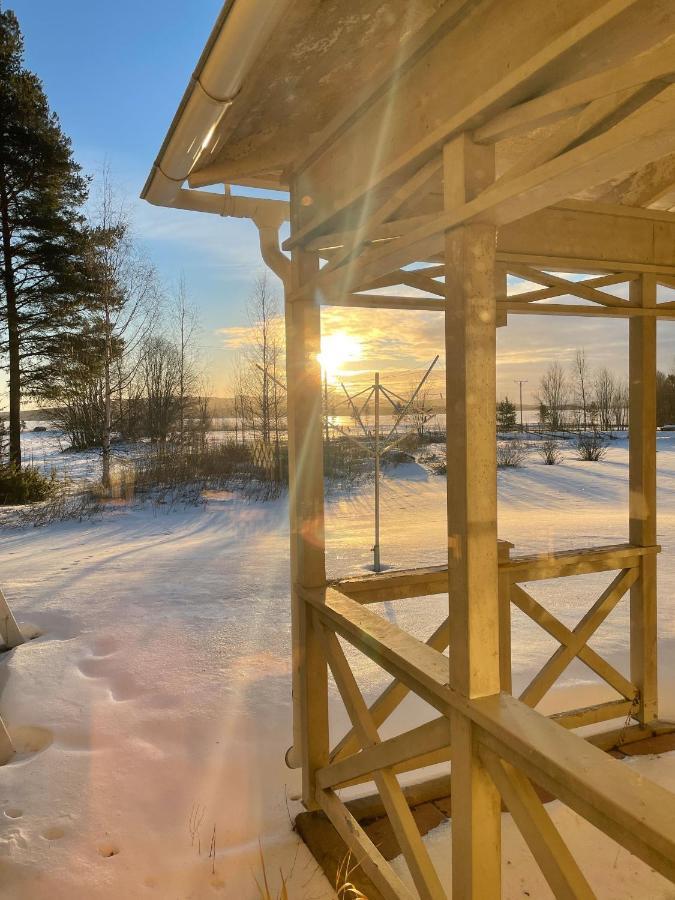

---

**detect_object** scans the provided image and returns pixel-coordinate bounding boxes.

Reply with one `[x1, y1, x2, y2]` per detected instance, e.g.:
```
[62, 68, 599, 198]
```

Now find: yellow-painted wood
[629, 273, 659, 725]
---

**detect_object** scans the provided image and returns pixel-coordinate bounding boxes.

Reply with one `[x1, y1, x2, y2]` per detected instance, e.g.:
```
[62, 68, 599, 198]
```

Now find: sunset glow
[318, 331, 362, 382]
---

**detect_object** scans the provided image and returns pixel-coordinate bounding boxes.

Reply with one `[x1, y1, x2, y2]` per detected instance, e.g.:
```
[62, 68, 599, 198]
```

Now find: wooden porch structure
[143, 1, 675, 895]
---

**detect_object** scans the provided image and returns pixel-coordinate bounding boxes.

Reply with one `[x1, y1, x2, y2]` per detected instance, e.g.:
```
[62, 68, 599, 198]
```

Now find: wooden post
[498, 540, 513, 693]
[444, 133, 502, 898]
[374, 372, 381, 573]
[285, 187, 329, 807]
[629, 273, 658, 725]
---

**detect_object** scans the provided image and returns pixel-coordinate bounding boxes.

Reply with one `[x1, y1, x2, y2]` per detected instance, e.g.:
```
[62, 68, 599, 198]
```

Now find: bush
[576, 431, 608, 461]
[0, 465, 56, 505]
[538, 439, 563, 465]
[497, 440, 529, 468]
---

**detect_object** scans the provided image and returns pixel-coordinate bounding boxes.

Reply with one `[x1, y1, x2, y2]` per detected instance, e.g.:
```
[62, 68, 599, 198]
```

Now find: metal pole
[514, 379, 528, 431]
[374, 372, 381, 572]
[324, 369, 329, 444]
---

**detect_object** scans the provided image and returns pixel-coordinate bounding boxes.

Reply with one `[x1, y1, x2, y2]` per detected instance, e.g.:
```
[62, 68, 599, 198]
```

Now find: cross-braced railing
[300, 583, 675, 899]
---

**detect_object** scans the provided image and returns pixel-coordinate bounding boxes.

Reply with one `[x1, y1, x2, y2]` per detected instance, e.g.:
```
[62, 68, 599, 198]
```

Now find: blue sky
[8, 1, 675, 404]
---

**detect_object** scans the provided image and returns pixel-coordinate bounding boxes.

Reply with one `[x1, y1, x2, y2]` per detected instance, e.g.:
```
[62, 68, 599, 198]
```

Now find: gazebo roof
[143, 0, 675, 220]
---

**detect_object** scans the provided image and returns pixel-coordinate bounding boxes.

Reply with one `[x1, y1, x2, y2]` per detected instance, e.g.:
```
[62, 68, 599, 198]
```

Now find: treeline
[499, 350, 675, 432]
[0, 10, 209, 491]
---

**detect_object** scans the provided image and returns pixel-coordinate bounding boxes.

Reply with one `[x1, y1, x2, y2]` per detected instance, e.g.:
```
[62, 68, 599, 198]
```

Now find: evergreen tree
[0, 10, 88, 467]
[496, 396, 517, 432]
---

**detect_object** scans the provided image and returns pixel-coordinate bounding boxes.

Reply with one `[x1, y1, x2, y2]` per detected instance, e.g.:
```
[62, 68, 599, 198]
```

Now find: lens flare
[318, 332, 362, 382]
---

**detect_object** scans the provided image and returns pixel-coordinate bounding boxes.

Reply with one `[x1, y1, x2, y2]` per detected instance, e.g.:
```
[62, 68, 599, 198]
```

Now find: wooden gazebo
[143, 1, 675, 895]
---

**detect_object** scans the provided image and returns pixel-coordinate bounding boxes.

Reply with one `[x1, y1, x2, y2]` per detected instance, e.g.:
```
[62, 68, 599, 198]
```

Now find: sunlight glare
[318, 332, 362, 382]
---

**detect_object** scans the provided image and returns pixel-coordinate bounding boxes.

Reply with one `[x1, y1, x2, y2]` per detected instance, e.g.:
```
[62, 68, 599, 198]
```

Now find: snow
[1, 434, 675, 897]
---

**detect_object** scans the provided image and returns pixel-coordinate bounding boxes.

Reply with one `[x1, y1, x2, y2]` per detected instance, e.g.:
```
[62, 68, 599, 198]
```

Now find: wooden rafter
[475, 32, 675, 144]
[286, 0, 640, 252]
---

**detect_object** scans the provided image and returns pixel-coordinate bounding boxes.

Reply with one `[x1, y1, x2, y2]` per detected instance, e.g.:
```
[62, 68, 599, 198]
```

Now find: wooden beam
[288, 0, 639, 251]
[474, 694, 675, 884]
[511, 584, 637, 702]
[317, 716, 451, 790]
[332, 566, 448, 603]
[519, 568, 638, 708]
[330, 617, 450, 762]
[444, 133, 501, 899]
[480, 748, 595, 900]
[316, 788, 417, 900]
[285, 190, 328, 796]
[502, 271, 638, 304]
[500, 301, 675, 319]
[475, 33, 675, 143]
[0, 588, 24, 650]
[550, 699, 634, 730]
[505, 263, 633, 307]
[629, 273, 659, 725]
[505, 542, 656, 581]
[319, 626, 446, 900]
[496, 83, 664, 184]
[600, 150, 675, 206]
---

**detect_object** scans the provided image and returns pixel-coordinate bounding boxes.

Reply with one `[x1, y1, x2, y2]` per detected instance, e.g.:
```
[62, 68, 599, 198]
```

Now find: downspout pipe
[141, 0, 291, 208]
[256, 224, 291, 288]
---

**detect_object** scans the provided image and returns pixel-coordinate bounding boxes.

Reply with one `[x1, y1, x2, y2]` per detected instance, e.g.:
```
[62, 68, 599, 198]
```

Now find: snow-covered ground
[1, 434, 675, 898]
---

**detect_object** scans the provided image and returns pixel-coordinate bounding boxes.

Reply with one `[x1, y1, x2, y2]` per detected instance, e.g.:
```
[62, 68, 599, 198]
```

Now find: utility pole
[514, 379, 528, 432]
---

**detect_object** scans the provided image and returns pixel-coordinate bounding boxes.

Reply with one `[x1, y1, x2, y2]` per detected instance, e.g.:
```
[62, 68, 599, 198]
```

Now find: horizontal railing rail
[304, 586, 675, 891]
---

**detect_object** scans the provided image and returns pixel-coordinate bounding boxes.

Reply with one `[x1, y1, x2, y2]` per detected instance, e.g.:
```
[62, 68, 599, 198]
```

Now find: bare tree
[538, 362, 569, 431]
[612, 379, 629, 430]
[594, 367, 616, 431]
[572, 349, 591, 430]
[174, 274, 200, 447]
[245, 274, 285, 444]
[87, 170, 161, 486]
[139, 335, 181, 445]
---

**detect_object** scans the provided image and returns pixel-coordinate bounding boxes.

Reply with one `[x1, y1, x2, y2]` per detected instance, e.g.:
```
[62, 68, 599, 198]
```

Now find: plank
[473, 693, 675, 884]
[0, 588, 24, 650]
[318, 626, 446, 900]
[511, 584, 637, 701]
[519, 568, 639, 707]
[285, 191, 329, 794]
[629, 273, 658, 724]
[480, 748, 595, 900]
[317, 716, 451, 790]
[330, 617, 450, 762]
[316, 788, 417, 900]
[287, 0, 639, 251]
[475, 33, 675, 143]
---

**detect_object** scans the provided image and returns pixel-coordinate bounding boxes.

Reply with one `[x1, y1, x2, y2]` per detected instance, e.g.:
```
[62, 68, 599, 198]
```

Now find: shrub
[538, 439, 563, 465]
[0, 465, 56, 505]
[497, 440, 529, 468]
[576, 431, 608, 461]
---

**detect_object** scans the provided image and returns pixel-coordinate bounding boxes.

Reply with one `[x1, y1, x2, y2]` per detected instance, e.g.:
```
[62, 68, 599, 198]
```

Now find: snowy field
[1, 434, 675, 897]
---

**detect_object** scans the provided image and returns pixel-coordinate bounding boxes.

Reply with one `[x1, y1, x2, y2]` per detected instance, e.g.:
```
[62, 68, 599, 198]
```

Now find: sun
[318, 332, 362, 382]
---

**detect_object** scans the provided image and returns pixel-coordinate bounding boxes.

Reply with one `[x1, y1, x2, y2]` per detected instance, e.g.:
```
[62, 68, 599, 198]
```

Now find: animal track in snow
[77, 655, 141, 702]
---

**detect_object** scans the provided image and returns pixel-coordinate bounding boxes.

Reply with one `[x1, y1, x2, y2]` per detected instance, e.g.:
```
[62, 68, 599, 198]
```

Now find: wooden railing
[330, 541, 661, 738]
[303, 583, 675, 899]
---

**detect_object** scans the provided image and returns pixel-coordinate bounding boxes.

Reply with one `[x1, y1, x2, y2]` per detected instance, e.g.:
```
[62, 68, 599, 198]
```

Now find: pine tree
[496, 396, 517, 432]
[0, 10, 88, 467]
